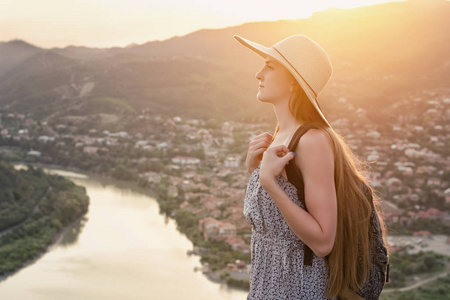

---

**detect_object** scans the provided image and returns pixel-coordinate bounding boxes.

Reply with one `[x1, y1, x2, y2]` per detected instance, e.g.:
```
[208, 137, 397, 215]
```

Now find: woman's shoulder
[292, 126, 335, 183]
[294, 126, 335, 161]
[299, 126, 333, 149]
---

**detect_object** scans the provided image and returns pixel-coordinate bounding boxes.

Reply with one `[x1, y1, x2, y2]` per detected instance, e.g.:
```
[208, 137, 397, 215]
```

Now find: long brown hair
[272, 82, 388, 298]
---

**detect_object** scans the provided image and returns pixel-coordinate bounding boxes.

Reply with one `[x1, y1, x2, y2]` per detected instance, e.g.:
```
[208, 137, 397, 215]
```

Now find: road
[383, 270, 450, 293]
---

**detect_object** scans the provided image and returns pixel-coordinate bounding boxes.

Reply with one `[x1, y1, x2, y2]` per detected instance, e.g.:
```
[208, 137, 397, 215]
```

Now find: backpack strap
[285, 123, 319, 266]
[363, 180, 391, 284]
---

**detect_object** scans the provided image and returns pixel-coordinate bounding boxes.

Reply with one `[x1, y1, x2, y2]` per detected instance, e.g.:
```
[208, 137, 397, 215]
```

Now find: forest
[0, 161, 90, 277]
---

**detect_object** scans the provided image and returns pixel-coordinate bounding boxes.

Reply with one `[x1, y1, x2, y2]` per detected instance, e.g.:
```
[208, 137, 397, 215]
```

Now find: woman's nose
[255, 69, 262, 80]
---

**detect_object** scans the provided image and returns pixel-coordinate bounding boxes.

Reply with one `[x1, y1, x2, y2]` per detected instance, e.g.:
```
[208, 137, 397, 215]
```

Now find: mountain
[0, 40, 44, 75]
[0, 0, 448, 123]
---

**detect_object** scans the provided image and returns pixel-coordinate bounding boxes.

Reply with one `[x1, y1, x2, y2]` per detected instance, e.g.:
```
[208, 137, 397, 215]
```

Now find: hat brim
[233, 35, 332, 128]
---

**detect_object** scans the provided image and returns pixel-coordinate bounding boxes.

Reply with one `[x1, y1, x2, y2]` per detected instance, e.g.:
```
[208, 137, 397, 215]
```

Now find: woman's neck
[273, 101, 303, 135]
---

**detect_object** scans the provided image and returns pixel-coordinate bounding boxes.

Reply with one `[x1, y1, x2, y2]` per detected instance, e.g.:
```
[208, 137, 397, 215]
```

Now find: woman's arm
[260, 129, 337, 257]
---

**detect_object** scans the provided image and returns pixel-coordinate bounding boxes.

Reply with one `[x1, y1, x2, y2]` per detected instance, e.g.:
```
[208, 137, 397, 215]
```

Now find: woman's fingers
[259, 132, 273, 139]
[249, 132, 280, 164]
[249, 139, 272, 156]
[254, 147, 267, 157]
[251, 143, 270, 161]
[250, 133, 272, 145]
[247, 133, 272, 172]
[266, 144, 288, 155]
[261, 146, 294, 169]
[257, 139, 272, 150]
[251, 135, 272, 146]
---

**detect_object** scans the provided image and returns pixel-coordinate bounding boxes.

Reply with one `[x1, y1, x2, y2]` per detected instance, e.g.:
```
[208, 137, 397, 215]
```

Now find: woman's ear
[290, 82, 301, 94]
[290, 82, 296, 93]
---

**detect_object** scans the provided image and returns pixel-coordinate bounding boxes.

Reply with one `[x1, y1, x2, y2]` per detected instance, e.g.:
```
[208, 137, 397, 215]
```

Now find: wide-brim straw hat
[233, 35, 333, 128]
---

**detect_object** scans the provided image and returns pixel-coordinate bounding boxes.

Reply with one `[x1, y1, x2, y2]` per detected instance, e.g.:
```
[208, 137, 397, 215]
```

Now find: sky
[1, 0, 407, 49]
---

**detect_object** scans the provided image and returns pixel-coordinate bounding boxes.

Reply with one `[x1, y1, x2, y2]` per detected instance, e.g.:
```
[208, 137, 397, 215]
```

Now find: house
[225, 236, 250, 254]
[224, 155, 240, 168]
[140, 171, 162, 183]
[412, 208, 445, 221]
[182, 171, 197, 179]
[366, 131, 381, 139]
[381, 201, 404, 224]
[399, 216, 411, 227]
[135, 140, 149, 148]
[38, 136, 55, 143]
[367, 151, 379, 161]
[156, 142, 169, 150]
[413, 231, 432, 238]
[210, 178, 229, 189]
[83, 146, 99, 155]
[184, 192, 205, 201]
[168, 186, 178, 198]
[427, 177, 441, 187]
[198, 217, 237, 241]
[110, 131, 130, 138]
[445, 188, 450, 203]
[421, 207, 444, 219]
[168, 176, 184, 186]
[209, 209, 221, 219]
[164, 118, 175, 130]
[204, 148, 218, 158]
[222, 121, 233, 133]
[386, 177, 402, 193]
[27, 150, 41, 157]
[172, 156, 200, 165]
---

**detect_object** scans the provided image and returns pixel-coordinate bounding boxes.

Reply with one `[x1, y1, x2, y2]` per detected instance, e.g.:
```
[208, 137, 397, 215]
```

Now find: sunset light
[1, 0, 407, 48]
[0, 0, 448, 299]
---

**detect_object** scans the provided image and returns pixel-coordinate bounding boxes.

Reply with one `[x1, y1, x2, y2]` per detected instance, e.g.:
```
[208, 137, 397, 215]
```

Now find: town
[0, 87, 449, 290]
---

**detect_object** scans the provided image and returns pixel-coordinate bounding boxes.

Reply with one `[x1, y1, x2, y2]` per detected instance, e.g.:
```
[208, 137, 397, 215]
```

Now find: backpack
[284, 123, 390, 300]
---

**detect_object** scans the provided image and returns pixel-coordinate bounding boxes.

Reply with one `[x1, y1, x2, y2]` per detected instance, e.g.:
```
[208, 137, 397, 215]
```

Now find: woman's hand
[246, 132, 273, 174]
[259, 145, 295, 188]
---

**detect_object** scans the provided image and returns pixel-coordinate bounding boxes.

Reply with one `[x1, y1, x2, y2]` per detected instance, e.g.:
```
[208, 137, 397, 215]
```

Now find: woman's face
[255, 56, 295, 104]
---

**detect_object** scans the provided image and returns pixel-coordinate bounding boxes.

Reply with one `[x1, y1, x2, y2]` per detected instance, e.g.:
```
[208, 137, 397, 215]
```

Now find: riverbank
[12, 161, 160, 200]
[8, 161, 250, 292]
[0, 212, 87, 283]
[0, 162, 90, 283]
[0, 165, 250, 300]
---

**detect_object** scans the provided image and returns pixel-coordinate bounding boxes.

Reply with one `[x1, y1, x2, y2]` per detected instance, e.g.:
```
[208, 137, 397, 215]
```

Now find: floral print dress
[243, 166, 336, 299]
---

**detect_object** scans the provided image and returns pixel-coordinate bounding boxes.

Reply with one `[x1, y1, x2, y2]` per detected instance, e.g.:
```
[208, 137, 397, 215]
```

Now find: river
[0, 164, 248, 300]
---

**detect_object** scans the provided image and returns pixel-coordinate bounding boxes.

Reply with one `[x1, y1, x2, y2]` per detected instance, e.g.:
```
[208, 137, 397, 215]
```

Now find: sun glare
[1, 0, 408, 48]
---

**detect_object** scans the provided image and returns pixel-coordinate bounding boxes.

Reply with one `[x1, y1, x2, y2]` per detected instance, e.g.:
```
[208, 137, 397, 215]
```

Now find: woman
[234, 35, 388, 299]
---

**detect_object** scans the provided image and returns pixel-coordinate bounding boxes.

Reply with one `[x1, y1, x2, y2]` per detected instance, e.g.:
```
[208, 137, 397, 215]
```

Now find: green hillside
[0, 161, 89, 278]
[0, 0, 448, 124]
